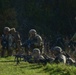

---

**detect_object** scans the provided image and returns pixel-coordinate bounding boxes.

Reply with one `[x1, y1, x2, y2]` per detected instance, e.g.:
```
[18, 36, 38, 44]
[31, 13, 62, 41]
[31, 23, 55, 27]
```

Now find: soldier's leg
[16, 42, 22, 54]
[15, 43, 20, 54]
[7, 48, 13, 56]
[1, 47, 5, 57]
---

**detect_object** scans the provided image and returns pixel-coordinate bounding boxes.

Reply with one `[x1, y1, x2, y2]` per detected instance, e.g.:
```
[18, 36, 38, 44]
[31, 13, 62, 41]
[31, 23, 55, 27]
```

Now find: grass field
[0, 57, 76, 75]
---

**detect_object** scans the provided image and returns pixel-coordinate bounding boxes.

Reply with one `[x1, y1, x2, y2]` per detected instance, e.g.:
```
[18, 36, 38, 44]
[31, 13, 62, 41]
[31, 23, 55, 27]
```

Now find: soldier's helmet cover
[33, 48, 40, 55]
[29, 29, 37, 34]
[4, 27, 10, 32]
[10, 28, 16, 32]
[53, 46, 62, 53]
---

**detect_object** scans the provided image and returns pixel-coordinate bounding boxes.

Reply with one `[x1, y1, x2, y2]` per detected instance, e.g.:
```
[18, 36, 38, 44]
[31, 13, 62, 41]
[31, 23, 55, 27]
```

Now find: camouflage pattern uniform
[1, 27, 10, 57]
[32, 48, 45, 63]
[26, 29, 44, 54]
[32, 48, 54, 65]
[10, 28, 22, 54]
[53, 46, 66, 64]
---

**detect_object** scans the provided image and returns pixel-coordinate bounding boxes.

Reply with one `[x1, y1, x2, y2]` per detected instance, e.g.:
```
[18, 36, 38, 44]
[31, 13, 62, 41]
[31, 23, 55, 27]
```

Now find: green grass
[0, 57, 76, 75]
[44, 64, 76, 75]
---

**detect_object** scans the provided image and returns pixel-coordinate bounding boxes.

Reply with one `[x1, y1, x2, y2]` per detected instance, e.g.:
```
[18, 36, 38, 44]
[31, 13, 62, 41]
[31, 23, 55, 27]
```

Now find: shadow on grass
[20, 64, 44, 74]
[0, 60, 15, 62]
[20, 64, 42, 69]
[30, 65, 42, 69]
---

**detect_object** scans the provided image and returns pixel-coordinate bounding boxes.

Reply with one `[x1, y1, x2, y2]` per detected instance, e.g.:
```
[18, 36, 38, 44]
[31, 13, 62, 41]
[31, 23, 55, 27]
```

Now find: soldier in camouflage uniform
[24, 29, 44, 55]
[10, 28, 22, 54]
[53, 46, 66, 64]
[32, 48, 44, 61]
[32, 48, 54, 65]
[32, 48, 47, 65]
[1, 27, 10, 57]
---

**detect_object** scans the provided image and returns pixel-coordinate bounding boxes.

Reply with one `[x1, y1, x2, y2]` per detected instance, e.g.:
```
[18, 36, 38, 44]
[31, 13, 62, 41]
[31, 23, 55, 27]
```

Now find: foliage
[0, 57, 47, 75]
[0, 57, 76, 75]
[0, 0, 18, 35]
[44, 63, 76, 75]
[0, 0, 76, 37]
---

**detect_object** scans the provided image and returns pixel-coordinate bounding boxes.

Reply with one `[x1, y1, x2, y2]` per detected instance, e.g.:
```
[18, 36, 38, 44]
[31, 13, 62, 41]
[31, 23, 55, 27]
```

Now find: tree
[0, 0, 18, 35]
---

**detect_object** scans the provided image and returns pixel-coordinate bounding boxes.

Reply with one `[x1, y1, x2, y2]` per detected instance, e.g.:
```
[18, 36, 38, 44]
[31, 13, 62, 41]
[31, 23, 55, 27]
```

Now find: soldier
[1, 27, 10, 57]
[53, 46, 66, 64]
[24, 29, 44, 55]
[10, 28, 22, 54]
[8, 30, 14, 56]
[32, 48, 47, 65]
[32, 48, 55, 65]
[32, 48, 44, 60]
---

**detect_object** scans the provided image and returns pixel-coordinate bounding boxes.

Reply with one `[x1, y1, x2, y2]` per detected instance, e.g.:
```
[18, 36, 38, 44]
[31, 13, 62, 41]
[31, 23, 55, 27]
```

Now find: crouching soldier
[53, 46, 66, 64]
[23, 29, 44, 55]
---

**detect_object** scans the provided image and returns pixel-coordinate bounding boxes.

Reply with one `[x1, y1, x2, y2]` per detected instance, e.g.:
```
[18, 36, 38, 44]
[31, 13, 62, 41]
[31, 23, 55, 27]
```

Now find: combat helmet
[4, 27, 10, 32]
[53, 46, 62, 53]
[29, 29, 37, 34]
[33, 48, 41, 55]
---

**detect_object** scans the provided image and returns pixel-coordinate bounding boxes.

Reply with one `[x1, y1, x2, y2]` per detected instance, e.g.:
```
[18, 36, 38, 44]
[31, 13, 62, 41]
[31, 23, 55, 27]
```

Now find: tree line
[0, 0, 76, 38]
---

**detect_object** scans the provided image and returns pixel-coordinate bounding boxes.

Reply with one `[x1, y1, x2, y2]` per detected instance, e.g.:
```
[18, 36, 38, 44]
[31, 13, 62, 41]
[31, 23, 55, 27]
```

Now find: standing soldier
[8, 30, 14, 55]
[1, 27, 10, 57]
[24, 29, 44, 55]
[10, 28, 22, 54]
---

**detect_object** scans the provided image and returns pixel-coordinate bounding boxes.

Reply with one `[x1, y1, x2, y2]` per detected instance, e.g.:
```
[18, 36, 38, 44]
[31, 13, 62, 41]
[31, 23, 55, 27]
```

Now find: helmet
[33, 48, 40, 55]
[10, 28, 16, 32]
[53, 46, 62, 53]
[4, 27, 10, 32]
[29, 29, 37, 34]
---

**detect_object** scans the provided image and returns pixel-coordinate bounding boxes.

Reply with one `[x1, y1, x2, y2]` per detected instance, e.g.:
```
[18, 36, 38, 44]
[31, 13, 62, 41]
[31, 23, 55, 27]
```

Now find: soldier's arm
[34, 35, 43, 46]
[17, 33, 21, 40]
